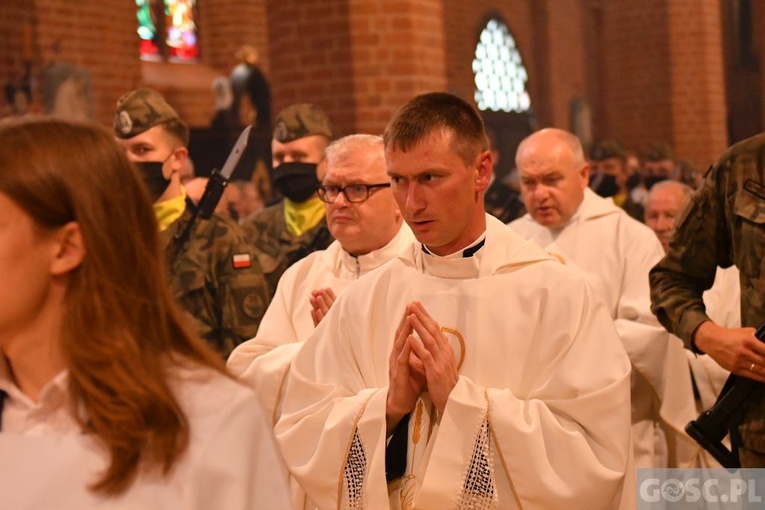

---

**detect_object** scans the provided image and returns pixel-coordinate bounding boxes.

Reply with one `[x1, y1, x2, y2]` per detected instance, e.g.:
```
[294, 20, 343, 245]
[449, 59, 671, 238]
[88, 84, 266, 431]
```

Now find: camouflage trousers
[739, 389, 765, 467]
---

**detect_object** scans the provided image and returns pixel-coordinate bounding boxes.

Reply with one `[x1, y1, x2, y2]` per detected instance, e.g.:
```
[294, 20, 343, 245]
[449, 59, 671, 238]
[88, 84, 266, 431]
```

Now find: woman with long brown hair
[0, 118, 290, 508]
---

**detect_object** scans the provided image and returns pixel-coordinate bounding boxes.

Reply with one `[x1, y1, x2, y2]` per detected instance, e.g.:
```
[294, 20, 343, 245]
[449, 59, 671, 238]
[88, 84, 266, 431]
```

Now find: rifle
[173, 126, 251, 259]
[684, 321, 765, 468]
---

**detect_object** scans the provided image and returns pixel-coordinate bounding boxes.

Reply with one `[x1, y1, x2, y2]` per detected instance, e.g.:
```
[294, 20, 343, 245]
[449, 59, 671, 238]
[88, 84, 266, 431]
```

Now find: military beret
[113, 88, 186, 139]
[589, 140, 625, 161]
[272, 103, 333, 143]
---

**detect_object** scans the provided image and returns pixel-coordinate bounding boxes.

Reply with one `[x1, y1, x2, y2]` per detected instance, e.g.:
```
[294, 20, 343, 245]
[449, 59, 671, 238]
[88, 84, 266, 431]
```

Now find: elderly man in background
[510, 128, 697, 469]
[229, 134, 412, 509]
[243, 103, 335, 298]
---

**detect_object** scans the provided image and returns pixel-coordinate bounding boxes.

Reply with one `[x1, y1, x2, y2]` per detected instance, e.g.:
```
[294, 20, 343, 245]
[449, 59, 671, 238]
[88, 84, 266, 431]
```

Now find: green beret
[113, 88, 186, 139]
[272, 103, 333, 143]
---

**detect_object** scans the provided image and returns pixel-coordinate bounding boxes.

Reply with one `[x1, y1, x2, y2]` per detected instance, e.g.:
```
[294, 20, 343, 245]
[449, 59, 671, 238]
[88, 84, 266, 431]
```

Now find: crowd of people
[1, 85, 762, 509]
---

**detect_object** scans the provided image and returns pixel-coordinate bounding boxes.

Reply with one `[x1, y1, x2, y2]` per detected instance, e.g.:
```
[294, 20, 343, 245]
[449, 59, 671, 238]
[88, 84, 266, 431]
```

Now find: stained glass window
[473, 19, 531, 113]
[137, 0, 198, 61]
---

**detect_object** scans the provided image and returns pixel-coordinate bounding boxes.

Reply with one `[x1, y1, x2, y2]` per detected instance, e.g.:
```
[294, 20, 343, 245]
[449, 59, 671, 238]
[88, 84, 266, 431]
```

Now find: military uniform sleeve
[211, 216, 270, 356]
[650, 160, 732, 349]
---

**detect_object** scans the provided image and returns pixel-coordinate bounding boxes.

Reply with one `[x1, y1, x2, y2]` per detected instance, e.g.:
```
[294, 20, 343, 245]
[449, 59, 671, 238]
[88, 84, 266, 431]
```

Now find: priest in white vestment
[509, 129, 698, 470]
[228, 134, 413, 509]
[229, 134, 413, 423]
[645, 180, 742, 467]
[276, 93, 634, 509]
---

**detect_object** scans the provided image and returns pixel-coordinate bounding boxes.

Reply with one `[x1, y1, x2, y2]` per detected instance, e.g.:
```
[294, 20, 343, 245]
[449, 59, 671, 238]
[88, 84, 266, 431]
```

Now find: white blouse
[0, 363, 291, 509]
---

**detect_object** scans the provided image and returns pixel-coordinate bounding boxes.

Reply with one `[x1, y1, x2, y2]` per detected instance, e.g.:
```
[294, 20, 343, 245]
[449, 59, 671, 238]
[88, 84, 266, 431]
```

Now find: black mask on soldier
[136, 161, 171, 202]
[626, 172, 641, 191]
[273, 162, 320, 203]
[595, 174, 619, 198]
[644, 175, 667, 190]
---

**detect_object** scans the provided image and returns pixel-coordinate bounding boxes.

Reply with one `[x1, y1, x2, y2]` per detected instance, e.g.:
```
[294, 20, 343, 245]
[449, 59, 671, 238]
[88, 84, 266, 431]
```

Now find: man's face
[645, 186, 688, 253]
[518, 138, 588, 229]
[644, 158, 675, 178]
[115, 125, 186, 203]
[117, 125, 181, 176]
[590, 157, 627, 190]
[323, 145, 401, 256]
[386, 130, 491, 256]
[271, 134, 328, 168]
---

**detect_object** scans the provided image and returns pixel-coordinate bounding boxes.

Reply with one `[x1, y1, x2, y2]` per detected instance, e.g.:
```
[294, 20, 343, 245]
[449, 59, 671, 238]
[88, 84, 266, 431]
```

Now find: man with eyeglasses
[242, 103, 336, 299]
[229, 134, 412, 509]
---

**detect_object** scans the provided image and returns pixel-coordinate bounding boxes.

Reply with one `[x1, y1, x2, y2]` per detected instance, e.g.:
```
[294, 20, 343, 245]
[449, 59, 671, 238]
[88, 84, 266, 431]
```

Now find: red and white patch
[232, 253, 252, 269]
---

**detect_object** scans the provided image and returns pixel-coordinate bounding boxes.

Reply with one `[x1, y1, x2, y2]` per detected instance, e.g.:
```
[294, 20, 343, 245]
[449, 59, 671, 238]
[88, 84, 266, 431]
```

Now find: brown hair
[0, 118, 226, 494]
[383, 92, 489, 165]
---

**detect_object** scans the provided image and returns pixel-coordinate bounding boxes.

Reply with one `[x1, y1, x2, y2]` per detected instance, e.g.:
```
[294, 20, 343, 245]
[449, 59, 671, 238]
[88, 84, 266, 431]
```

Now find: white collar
[324, 223, 414, 278]
[0, 355, 69, 413]
[401, 215, 554, 279]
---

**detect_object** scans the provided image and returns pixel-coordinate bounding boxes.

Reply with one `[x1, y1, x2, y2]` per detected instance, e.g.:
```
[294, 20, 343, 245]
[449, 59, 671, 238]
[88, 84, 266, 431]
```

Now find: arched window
[473, 19, 531, 113]
[137, 0, 199, 61]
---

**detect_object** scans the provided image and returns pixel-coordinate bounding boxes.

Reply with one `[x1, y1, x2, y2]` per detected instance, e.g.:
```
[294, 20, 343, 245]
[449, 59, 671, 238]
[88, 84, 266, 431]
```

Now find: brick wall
[0, 0, 270, 128]
[349, 0, 446, 135]
[0, 0, 743, 167]
[600, 0, 727, 169]
[727, 0, 765, 144]
[601, 0, 674, 152]
[542, 0, 588, 131]
[33, 0, 141, 124]
[0, 1, 37, 115]
[666, 0, 727, 168]
[266, 0, 355, 137]
[199, 0, 270, 75]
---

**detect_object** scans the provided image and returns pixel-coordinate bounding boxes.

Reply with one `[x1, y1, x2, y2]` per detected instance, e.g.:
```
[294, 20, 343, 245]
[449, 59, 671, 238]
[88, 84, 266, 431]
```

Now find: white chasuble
[510, 189, 698, 469]
[228, 225, 413, 510]
[276, 215, 633, 509]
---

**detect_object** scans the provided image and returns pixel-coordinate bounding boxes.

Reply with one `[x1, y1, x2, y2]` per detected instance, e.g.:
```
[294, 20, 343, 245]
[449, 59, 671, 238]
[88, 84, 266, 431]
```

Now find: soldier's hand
[694, 321, 765, 383]
[406, 301, 459, 417]
[386, 307, 425, 436]
[309, 287, 337, 327]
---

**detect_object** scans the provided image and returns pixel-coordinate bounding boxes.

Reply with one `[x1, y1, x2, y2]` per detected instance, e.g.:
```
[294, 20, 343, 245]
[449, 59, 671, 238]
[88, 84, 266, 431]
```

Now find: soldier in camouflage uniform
[242, 103, 335, 297]
[650, 133, 765, 466]
[114, 88, 270, 357]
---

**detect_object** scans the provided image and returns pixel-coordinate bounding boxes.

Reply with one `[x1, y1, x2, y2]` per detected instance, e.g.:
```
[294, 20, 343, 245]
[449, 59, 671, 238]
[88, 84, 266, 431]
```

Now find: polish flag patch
[232, 253, 252, 269]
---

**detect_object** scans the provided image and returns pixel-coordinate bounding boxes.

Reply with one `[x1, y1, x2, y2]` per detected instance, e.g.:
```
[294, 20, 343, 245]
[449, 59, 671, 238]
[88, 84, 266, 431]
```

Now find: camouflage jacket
[650, 133, 765, 349]
[160, 199, 270, 357]
[243, 201, 334, 298]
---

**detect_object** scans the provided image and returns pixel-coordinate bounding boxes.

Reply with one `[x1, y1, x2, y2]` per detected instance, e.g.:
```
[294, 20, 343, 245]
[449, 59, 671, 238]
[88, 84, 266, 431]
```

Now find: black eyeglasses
[317, 183, 391, 203]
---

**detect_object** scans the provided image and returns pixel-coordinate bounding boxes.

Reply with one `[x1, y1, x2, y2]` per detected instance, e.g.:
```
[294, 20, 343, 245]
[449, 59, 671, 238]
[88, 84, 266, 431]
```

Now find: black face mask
[136, 161, 171, 202]
[644, 175, 667, 190]
[626, 172, 641, 191]
[595, 174, 619, 197]
[273, 162, 319, 203]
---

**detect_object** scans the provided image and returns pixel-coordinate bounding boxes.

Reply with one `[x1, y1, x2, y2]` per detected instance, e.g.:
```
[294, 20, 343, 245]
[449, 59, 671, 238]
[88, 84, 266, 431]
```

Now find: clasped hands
[385, 301, 459, 435]
[310, 287, 337, 327]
